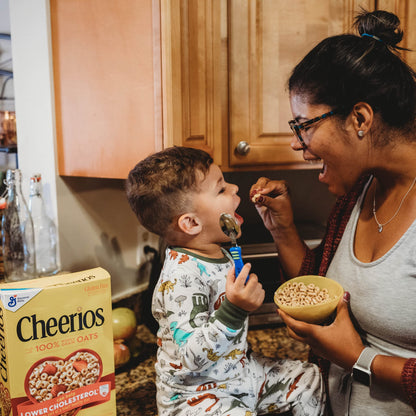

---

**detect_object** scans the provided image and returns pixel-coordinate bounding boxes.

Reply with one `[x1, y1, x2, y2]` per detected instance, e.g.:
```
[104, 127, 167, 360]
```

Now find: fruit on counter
[113, 340, 131, 368]
[126, 336, 142, 359]
[112, 307, 137, 341]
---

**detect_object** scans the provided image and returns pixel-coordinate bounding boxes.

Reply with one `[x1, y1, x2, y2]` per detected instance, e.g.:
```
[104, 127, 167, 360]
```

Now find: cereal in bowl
[275, 281, 331, 307]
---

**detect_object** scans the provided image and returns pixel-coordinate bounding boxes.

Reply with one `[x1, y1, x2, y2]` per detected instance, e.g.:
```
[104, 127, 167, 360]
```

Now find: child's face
[193, 163, 242, 244]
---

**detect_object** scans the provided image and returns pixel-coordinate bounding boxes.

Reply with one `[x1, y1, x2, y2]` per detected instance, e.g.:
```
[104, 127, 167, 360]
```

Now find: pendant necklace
[372, 176, 416, 233]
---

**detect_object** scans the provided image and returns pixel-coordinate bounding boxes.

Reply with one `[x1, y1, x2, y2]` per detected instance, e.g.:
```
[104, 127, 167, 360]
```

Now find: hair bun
[354, 10, 403, 47]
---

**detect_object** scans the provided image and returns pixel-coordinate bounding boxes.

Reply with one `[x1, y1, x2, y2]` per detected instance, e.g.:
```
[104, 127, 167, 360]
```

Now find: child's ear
[177, 213, 202, 235]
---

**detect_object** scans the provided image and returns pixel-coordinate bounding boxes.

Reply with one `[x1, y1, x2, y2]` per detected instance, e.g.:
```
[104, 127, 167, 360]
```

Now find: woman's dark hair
[288, 10, 416, 130]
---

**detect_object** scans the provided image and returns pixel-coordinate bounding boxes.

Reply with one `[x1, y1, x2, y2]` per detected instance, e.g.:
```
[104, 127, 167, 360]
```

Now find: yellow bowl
[274, 275, 344, 324]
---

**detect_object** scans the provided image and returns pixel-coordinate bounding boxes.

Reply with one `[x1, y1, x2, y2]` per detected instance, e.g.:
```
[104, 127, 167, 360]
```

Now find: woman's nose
[290, 134, 305, 151]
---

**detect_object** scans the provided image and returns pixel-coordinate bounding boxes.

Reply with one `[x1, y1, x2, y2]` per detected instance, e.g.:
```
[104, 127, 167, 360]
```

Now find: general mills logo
[1, 288, 43, 312]
[7, 295, 17, 308]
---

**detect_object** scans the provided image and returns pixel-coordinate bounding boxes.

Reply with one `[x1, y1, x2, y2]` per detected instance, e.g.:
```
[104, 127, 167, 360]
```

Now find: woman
[250, 10, 416, 415]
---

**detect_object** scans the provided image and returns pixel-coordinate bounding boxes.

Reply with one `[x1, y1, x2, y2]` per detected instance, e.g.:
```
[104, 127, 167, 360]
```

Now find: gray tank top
[326, 177, 416, 415]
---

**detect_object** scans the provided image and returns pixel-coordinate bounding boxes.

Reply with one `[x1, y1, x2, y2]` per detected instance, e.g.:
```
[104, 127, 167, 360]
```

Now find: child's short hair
[126, 146, 213, 237]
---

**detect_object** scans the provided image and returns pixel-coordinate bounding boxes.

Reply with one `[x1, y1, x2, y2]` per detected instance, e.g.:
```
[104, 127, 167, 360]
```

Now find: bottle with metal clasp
[29, 173, 59, 276]
[1, 169, 37, 281]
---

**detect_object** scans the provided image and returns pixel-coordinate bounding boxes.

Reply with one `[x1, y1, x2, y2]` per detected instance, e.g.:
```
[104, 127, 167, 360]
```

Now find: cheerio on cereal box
[0, 267, 116, 416]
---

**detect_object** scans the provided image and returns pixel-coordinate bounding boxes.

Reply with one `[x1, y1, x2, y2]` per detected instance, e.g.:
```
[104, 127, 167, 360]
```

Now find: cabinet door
[51, 0, 162, 179]
[161, 0, 227, 165]
[377, 0, 416, 69]
[229, 0, 374, 168]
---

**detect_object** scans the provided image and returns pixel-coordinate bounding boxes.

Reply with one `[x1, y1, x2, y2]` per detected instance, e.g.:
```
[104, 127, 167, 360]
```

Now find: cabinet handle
[235, 141, 251, 156]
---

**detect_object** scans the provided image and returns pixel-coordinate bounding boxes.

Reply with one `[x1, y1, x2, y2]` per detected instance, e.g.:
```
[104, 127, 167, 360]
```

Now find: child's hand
[225, 264, 265, 312]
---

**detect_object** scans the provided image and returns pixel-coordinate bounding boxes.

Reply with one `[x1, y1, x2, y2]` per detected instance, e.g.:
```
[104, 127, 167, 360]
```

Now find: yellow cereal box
[0, 267, 116, 416]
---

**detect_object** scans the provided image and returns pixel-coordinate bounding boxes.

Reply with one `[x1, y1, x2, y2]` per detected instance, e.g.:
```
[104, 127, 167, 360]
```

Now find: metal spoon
[219, 213, 240, 244]
[220, 213, 245, 279]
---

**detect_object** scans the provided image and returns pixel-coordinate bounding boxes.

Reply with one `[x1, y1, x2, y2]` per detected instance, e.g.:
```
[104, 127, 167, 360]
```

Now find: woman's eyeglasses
[288, 110, 336, 149]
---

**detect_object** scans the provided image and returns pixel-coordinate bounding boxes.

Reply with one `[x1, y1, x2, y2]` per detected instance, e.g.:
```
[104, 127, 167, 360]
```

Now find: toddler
[126, 146, 325, 416]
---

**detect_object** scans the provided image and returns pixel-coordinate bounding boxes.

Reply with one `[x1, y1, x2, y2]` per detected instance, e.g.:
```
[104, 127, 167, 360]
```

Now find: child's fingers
[244, 272, 259, 288]
[234, 263, 252, 287]
[226, 266, 236, 283]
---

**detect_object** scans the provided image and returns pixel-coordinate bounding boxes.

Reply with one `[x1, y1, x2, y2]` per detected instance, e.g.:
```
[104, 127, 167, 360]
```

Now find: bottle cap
[30, 174, 42, 183]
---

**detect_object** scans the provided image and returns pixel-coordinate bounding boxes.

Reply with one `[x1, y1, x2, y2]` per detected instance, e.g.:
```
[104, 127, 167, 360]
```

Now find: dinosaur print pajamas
[152, 247, 326, 415]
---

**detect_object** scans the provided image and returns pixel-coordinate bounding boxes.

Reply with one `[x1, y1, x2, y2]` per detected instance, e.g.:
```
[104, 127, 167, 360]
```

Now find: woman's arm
[250, 177, 308, 277]
[371, 355, 408, 397]
[279, 293, 416, 409]
[401, 358, 416, 411]
[270, 223, 308, 278]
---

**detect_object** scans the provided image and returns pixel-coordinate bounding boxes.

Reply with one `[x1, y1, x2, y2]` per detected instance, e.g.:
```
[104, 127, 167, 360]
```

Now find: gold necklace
[372, 177, 416, 233]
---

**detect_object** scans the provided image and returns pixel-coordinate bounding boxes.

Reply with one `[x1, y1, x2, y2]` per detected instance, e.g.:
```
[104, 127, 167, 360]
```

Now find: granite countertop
[116, 324, 309, 416]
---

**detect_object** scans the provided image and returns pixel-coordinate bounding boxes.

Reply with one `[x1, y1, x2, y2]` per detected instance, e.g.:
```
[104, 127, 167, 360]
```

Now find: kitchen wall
[7, 0, 159, 301]
[6, 0, 335, 301]
[0, 0, 15, 171]
[56, 176, 160, 301]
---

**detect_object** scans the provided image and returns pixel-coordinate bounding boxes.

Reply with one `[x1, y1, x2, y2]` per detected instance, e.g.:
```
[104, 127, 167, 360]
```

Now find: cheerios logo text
[0, 307, 8, 382]
[16, 308, 105, 342]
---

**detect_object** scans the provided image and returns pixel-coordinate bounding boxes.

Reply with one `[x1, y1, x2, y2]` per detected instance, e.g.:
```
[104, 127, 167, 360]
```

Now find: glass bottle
[28, 174, 59, 276]
[1, 169, 37, 281]
[0, 179, 6, 282]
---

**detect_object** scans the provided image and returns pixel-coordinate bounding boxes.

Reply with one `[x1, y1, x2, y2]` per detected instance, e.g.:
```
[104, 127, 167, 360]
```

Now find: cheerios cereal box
[0, 267, 116, 416]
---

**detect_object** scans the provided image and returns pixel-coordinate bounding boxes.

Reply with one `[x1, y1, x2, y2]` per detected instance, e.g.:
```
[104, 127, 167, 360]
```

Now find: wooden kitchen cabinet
[51, 0, 162, 179]
[228, 0, 375, 168]
[377, 0, 416, 69]
[160, 0, 228, 166]
[162, 0, 375, 170]
[227, 0, 416, 168]
[51, 0, 415, 177]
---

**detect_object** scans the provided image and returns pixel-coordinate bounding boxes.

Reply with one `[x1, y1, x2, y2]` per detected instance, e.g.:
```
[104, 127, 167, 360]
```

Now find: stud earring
[358, 130, 364, 137]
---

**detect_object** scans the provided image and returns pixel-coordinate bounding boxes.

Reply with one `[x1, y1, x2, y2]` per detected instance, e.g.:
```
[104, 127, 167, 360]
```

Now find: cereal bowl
[274, 275, 344, 324]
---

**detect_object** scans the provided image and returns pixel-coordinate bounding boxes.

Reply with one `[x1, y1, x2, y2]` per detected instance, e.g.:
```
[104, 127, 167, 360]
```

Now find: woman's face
[289, 94, 366, 196]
